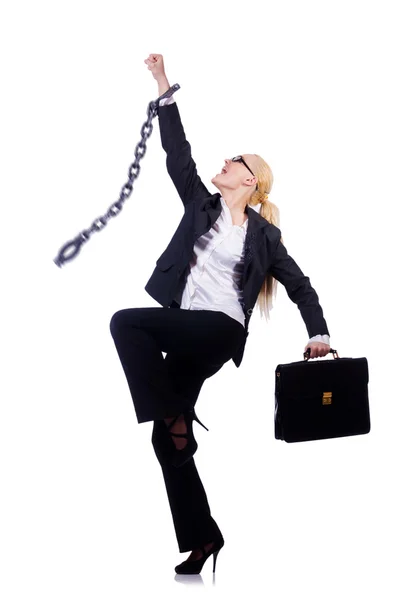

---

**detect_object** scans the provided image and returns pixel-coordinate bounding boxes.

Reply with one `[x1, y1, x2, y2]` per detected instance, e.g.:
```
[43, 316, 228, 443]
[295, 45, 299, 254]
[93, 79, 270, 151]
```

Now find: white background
[1, 0, 396, 597]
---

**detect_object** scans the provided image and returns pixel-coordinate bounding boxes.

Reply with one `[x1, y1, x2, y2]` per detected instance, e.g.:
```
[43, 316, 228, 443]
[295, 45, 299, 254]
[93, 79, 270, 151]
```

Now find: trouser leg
[109, 308, 190, 422]
[151, 420, 223, 552]
[150, 346, 228, 552]
[109, 307, 245, 552]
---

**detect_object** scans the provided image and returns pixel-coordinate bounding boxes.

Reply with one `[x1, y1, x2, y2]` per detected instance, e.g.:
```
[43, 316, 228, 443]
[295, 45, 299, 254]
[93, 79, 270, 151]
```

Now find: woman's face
[211, 155, 257, 191]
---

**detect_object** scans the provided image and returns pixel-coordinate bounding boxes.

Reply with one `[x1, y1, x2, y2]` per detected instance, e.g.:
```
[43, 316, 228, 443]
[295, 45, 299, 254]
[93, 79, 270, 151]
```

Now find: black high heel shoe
[175, 536, 224, 574]
[165, 408, 209, 468]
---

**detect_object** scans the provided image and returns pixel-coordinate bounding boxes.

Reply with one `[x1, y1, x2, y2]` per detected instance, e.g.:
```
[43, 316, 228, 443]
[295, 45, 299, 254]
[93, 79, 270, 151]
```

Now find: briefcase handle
[303, 348, 339, 361]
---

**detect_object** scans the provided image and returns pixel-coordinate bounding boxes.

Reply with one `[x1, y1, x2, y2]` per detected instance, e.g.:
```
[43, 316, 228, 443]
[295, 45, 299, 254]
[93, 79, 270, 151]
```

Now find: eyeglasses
[231, 156, 258, 191]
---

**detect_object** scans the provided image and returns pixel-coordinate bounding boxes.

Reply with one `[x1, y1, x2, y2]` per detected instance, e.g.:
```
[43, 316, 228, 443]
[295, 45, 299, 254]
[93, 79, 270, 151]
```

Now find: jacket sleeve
[269, 236, 330, 339]
[158, 96, 211, 207]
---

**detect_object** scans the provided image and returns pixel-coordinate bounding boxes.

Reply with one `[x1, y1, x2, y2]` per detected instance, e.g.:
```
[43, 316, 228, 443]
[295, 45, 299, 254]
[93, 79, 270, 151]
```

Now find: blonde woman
[109, 54, 331, 575]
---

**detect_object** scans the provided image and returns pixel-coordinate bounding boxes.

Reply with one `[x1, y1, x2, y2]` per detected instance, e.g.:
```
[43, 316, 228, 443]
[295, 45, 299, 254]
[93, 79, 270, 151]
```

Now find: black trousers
[109, 306, 245, 552]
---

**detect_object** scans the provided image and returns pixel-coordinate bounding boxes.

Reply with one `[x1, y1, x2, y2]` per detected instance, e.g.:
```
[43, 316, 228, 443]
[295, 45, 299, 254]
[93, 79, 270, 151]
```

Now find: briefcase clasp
[322, 392, 332, 405]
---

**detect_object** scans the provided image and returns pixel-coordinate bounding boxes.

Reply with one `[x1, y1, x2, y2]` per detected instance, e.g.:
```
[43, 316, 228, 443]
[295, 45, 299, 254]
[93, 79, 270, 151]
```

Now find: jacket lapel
[242, 203, 269, 283]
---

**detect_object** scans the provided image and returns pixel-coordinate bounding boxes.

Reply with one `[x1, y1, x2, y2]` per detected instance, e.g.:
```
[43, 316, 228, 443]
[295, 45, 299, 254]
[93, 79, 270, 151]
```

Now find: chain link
[53, 84, 181, 268]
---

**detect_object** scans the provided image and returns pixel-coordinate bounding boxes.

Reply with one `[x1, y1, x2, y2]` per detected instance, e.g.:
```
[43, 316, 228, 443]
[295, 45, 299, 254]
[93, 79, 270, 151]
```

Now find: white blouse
[180, 195, 247, 327]
[159, 95, 330, 347]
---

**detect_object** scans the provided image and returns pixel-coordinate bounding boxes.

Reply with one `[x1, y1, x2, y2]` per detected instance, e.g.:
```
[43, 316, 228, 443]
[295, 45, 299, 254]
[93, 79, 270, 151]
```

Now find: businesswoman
[109, 54, 331, 575]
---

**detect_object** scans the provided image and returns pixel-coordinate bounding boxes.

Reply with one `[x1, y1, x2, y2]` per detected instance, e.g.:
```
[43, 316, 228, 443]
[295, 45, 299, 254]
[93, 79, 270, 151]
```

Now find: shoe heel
[192, 409, 209, 431]
[212, 549, 220, 573]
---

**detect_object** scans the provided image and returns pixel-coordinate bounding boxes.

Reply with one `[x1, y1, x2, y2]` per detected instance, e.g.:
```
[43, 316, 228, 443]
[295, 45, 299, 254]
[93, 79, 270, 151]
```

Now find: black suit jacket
[145, 101, 330, 368]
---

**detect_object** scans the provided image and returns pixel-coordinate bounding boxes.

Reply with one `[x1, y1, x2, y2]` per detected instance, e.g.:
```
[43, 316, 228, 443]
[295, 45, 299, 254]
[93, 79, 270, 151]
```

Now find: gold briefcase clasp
[322, 392, 332, 405]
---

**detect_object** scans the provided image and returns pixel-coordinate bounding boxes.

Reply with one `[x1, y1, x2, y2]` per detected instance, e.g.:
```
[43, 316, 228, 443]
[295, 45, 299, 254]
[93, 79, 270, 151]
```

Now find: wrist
[157, 75, 170, 96]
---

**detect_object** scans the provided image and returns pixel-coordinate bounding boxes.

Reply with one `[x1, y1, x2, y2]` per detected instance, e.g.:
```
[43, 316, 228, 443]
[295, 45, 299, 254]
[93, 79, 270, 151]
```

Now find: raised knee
[109, 310, 125, 336]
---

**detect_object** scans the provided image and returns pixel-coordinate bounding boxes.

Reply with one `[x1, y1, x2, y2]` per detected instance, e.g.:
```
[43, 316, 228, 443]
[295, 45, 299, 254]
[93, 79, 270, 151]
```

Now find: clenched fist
[144, 54, 166, 81]
[304, 341, 330, 358]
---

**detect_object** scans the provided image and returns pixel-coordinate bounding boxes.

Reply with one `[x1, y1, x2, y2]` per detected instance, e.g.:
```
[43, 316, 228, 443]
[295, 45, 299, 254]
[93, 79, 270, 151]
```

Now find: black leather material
[275, 355, 370, 442]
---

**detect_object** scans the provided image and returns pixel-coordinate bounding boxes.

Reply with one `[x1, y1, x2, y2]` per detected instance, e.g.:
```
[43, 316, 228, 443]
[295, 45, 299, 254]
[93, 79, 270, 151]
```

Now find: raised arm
[155, 74, 210, 207]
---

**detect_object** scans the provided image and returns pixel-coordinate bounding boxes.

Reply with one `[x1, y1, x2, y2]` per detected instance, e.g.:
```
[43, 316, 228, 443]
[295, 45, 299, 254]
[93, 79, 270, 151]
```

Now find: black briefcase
[274, 348, 370, 443]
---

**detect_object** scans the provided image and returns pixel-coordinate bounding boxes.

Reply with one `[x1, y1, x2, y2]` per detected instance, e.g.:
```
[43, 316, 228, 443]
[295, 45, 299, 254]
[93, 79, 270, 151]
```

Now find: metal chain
[53, 83, 181, 268]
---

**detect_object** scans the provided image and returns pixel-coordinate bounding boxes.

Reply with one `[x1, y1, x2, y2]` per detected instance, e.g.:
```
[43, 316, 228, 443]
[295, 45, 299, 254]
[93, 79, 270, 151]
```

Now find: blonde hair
[247, 154, 283, 321]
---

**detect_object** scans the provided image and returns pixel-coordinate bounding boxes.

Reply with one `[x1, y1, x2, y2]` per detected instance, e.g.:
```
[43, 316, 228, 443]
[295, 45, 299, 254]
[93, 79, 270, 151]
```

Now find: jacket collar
[203, 192, 269, 230]
[202, 191, 269, 243]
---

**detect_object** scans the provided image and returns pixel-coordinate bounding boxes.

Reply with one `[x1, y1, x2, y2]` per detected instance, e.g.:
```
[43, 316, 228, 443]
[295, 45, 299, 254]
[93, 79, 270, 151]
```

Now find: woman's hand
[144, 53, 166, 81]
[304, 341, 330, 358]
